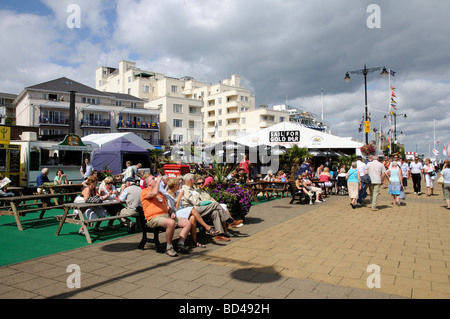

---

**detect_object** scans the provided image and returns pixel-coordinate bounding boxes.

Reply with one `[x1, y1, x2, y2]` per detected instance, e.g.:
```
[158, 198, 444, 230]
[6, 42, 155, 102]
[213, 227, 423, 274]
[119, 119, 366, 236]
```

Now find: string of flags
[391, 85, 397, 111]
[432, 141, 450, 158]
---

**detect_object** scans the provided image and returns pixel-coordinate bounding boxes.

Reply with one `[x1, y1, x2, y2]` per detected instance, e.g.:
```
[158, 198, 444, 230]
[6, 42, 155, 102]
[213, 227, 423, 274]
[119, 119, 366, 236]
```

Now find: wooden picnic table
[55, 200, 125, 244]
[3, 186, 24, 196]
[0, 192, 79, 231]
[246, 181, 289, 202]
[38, 183, 83, 204]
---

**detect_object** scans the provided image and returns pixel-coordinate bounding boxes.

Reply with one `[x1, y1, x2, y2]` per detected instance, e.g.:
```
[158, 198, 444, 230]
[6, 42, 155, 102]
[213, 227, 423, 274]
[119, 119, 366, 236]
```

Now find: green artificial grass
[0, 206, 133, 267]
[0, 195, 286, 267]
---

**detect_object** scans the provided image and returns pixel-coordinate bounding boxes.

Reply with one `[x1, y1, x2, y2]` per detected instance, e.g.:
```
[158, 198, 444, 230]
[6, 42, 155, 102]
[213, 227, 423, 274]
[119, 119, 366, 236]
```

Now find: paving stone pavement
[0, 187, 449, 300]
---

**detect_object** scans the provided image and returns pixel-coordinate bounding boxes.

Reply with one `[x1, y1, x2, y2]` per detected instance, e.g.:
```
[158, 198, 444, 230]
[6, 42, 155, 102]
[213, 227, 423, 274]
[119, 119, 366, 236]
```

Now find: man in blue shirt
[37, 168, 50, 193]
[296, 159, 312, 177]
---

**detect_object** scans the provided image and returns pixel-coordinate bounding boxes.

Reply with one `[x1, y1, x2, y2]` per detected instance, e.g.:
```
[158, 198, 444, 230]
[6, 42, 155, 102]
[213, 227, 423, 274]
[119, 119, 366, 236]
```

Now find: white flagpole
[388, 68, 392, 155]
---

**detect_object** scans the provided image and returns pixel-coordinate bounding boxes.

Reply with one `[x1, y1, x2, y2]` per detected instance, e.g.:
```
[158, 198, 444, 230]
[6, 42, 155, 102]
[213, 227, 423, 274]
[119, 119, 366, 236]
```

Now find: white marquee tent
[235, 122, 363, 155]
[82, 132, 155, 151]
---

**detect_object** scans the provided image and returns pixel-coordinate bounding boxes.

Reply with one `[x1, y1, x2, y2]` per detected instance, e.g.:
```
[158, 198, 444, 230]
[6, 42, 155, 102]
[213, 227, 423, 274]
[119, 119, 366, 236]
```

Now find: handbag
[86, 196, 103, 204]
[361, 174, 371, 185]
[437, 174, 444, 184]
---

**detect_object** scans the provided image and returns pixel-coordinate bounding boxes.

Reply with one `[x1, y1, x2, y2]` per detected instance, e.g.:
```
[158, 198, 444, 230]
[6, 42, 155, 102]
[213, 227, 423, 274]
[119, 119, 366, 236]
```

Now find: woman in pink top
[319, 167, 333, 194]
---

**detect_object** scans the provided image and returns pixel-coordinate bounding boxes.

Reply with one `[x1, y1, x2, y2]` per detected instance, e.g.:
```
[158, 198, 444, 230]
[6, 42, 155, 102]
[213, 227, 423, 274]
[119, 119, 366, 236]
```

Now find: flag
[390, 70, 396, 77]
[391, 86, 396, 91]
[432, 149, 440, 156]
[444, 145, 447, 157]
[391, 92, 397, 97]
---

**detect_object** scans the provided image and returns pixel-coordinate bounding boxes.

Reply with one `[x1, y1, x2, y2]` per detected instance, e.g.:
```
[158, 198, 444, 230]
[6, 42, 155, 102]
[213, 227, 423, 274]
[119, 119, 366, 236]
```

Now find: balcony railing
[81, 119, 111, 127]
[117, 121, 160, 130]
[39, 115, 69, 125]
[147, 138, 164, 146]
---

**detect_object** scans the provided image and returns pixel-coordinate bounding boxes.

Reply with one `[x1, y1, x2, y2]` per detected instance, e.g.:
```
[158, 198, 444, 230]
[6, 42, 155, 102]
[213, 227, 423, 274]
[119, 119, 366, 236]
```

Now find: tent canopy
[91, 137, 151, 174]
[235, 122, 363, 154]
[82, 132, 155, 151]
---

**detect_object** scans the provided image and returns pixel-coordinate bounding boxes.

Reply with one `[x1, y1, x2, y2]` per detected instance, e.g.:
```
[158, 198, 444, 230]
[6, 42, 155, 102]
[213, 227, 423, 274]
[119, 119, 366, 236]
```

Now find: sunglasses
[197, 182, 204, 185]
[106, 182, 112, 185]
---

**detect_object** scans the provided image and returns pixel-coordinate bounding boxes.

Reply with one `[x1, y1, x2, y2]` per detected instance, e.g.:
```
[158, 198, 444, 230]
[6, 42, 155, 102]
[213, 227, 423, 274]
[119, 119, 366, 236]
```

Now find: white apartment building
[14, 77, 162, 145]
[96, 61, 291, 146]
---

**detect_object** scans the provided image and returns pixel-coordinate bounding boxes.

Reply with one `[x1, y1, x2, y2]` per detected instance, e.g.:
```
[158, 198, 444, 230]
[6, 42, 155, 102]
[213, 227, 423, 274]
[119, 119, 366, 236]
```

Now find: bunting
[444, 145, 447, 157]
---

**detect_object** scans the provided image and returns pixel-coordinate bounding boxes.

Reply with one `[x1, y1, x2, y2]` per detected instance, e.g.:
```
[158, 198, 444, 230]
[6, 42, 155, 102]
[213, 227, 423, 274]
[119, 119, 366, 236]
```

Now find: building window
[241, 117, 246, 124]
[131, 102, 137, 108]
[218, 109, 222, 115]
[280, 117, 285, 122]
[173, 104, 183, 113]
[115, 101, 122, 106]
[189, 121, 195, 129]
[218, 97, 222, 104]
[172, 134, 183, 142]
[189, 107, 197, 114]
[143, 85, 149, 93]
[173, 119, 183, 127]
[171, 85, 178, 93]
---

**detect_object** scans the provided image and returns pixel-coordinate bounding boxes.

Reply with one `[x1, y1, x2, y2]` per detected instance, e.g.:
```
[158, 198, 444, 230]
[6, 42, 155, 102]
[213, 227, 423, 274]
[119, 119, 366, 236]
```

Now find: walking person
[441, 160, 450, 210]
[356, 156, 367, 206]
[409, 156, 423, 195]
[346, 162, 361, 209]
[423, 158, 436, 196]
[365, 155, 386, 211]
[386, 161, 403, 206]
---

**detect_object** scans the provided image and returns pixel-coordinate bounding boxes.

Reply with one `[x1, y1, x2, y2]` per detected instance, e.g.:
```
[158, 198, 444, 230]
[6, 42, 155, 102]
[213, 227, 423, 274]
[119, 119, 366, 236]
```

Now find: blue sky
[0, 0, 449, 158]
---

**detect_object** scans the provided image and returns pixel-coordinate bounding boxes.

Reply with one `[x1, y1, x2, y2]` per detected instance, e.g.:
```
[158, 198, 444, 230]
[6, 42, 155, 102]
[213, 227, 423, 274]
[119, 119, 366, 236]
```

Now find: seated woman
[302, 172, 325, 203]
[75, 176, 109, 234]
[99, 176, 118, 200]
[164, 178, 219, 248]
[319, 167, 333, 194]
[295, 174, 314, 204]
[54, 170, 69, 185]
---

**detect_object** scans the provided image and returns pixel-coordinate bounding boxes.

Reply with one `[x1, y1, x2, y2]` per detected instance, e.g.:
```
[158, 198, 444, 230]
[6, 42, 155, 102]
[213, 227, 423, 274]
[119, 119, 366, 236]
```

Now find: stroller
[336, 175, 348, 196]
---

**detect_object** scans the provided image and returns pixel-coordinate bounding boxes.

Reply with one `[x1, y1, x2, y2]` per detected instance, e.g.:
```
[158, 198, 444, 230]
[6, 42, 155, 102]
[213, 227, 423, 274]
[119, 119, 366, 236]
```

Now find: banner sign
[269, 131, 300, 143]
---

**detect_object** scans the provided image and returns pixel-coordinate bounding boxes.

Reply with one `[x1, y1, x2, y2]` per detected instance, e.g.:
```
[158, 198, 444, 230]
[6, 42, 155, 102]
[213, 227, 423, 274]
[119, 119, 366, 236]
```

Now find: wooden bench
[136, 206, 166, 253]
[246, 181, 289, 201]
[55, 200, 125, 244]
[0, 192, 80, 231]
[288, 181, 311, 205]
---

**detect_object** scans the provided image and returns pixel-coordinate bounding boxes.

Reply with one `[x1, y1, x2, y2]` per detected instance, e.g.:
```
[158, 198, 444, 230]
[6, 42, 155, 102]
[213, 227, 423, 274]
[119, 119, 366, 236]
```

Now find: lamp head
[380, 67, 389, 77]
[344, 72, 351, 83]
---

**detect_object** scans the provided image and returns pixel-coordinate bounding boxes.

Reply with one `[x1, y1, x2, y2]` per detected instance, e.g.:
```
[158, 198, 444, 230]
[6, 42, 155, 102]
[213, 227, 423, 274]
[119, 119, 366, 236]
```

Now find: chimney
[69, 91, 76, 134]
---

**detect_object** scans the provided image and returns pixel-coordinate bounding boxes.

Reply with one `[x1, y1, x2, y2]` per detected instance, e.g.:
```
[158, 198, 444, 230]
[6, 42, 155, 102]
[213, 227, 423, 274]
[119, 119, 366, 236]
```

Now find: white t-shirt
[409, 161, 423, 174]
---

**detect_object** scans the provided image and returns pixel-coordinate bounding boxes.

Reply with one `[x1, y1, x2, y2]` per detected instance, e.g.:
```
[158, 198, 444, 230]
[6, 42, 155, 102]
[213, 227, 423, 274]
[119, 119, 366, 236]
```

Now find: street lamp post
[345, 65, 389, 145]
[384, 112, 407, 145]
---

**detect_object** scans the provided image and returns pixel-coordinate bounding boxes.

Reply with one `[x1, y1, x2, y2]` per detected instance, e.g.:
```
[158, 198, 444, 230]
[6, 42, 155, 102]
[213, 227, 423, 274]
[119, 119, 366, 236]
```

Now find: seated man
[181, 173, 231, 241]
[0, 174, 14, 197]
[195, 176, 243, 229]
[117, 177, 142, 232]
[141, 175, 191, 257]
[37, 168, 50, 194]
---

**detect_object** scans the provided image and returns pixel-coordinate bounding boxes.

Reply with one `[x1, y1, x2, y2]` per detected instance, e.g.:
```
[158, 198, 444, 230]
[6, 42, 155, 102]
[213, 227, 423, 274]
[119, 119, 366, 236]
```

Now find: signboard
[269, 130, 300, 143]
[364, 121, 371, 133]
[0, 126, 11, 143]
[53, 134, 92, 151]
